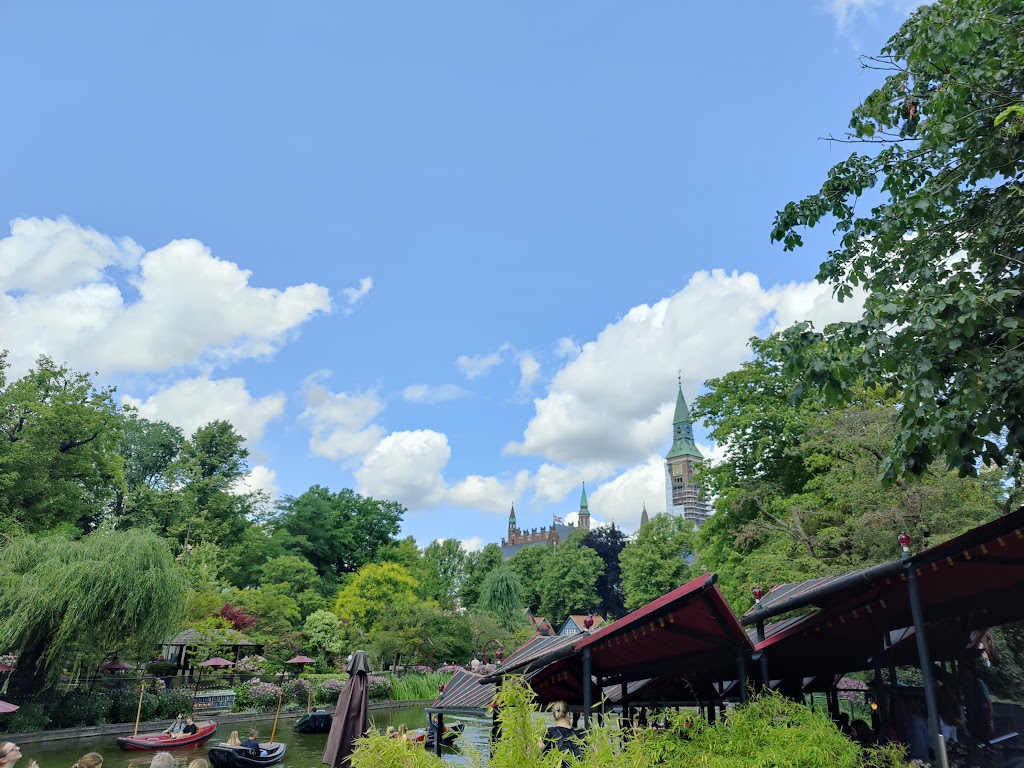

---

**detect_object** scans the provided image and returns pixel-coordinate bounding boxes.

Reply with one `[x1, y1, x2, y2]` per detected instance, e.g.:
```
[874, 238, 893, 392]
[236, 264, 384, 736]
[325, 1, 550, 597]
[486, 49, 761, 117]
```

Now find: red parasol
[200, 657, 234, 667]
[0, 664, 13, 672]
[0, 700, 18, 713]
[286, 655, 316, 665]
[100, 659, 135, 671]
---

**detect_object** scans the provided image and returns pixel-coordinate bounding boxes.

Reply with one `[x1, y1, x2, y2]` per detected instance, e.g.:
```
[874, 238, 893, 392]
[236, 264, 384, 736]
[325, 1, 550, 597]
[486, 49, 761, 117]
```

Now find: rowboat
[293, 709, 332, 734]
[116, 721, 218, 750]
[208, 742, 286, 768]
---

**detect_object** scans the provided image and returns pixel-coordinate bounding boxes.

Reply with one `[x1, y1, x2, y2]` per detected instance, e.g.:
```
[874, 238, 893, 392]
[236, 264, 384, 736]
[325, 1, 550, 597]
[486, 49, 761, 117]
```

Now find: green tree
[370, 603, 476, 668]
[303, 609, 343, 667]
[113, 412, 184, 527]
[461, 543, 504, 609]
[581, 523, 629, 619]
[421, 538, 467, 611]
[0, 354, 123, 533]
[0, 529, 186, 695]
[539, 535, 604, 626]
[272, 485, 403, 586]
[229, 587, 302, 638]
[260, 554, 327, 617]
[507, 544, 552, 615]
[770, 0, 1024, 488]
[620, 514, 695, 611]
[693, 333, 1001, 607]
[476, 566, 527, 631]
[334, 562, 423, 633]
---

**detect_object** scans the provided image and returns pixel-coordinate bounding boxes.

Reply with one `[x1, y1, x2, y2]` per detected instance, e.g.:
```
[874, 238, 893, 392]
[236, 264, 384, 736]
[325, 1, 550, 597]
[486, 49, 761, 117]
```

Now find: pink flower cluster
[235, 655, 267, 673]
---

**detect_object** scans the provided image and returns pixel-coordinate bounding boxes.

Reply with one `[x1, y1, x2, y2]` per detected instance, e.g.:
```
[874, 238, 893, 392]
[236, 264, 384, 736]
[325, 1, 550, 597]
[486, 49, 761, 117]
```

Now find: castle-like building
[498, 382, 711, 554]
[500, 486, 591, 558]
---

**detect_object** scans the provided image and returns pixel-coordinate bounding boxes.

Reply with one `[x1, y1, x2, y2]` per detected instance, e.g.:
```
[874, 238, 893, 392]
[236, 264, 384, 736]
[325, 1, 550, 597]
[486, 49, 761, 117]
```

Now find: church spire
[666, 380, 703, 460]
[508, 503, 517, 531]
[640, 502, 649, 528]
[578, 483, 591, 531]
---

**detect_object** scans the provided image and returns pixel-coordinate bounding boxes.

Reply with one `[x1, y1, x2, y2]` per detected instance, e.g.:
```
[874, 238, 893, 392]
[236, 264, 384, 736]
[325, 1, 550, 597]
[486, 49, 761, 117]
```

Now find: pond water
[21, 707, 493, 768]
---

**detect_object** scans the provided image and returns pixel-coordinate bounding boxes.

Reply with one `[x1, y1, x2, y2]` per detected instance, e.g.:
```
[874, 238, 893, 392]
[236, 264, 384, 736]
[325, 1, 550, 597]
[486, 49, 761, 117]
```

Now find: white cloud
[555, 337, 580, 359]
[460, 536, 485, 553]
[517, 353, 541, 391]
[533, 462, 615, 504]
[232, 464, 280, 501]
[342, 276, 373, 315]
[122, 377, 285, 443]
[506, 269, 865, 466]
[0, 217, 331, 376]
[456, 349, 504, 380]
[588, 456, 667, 531]
[402, 384, 471, 404]
[447, 470, 532, 514]
[354, 429, 451, 509]
[300, 371, 386, 461]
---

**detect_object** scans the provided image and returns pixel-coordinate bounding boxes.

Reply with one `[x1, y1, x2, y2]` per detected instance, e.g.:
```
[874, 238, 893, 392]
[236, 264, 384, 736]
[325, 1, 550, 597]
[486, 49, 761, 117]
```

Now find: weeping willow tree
[0, 528, 187, 695]
[477, 566, 527, 632]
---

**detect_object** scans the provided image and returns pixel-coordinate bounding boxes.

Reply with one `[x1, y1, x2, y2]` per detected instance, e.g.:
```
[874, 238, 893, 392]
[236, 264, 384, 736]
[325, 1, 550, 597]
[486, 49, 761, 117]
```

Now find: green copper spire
[508, 503, 517, 530]
[666, 381, 703, 460]
[579, 483, 589, 512]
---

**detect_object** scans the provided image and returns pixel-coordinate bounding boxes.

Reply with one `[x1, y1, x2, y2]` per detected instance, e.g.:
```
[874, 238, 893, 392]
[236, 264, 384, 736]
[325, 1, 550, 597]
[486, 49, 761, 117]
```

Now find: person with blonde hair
[396, 723, 409, 742]
[540, 700, 583, 764]
[149, 753, 174, 768]
[226, 731, 241, 747]
[71, 753, 102, 768]
[187, 759, 209, 768]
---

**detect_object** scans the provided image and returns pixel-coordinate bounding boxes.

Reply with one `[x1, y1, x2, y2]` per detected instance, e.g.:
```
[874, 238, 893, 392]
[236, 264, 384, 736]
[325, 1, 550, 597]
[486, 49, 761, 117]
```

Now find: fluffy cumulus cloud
[402, 384, 471, 404]
[300, 371, 386, 461]
[506, 269, 865, 466]
[232, 465, 281, 500]
[354, 429, 451, 509]
[460, 536, 485, 552]
[0, 216, 331, 376]
[517, 353, 541, 391]
[122, 376, 285, 443]
[588, 456, 667, 530]
[447, 470, 532, 514]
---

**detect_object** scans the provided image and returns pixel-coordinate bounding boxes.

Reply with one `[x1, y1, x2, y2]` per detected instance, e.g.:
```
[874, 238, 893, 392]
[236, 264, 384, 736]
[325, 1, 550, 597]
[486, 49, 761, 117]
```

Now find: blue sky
[0, 1, 918, 549]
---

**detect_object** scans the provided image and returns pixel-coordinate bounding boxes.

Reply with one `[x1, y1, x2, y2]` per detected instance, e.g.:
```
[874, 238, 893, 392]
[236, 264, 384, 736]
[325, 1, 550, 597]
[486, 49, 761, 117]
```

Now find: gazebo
[159, 628, 262, 675]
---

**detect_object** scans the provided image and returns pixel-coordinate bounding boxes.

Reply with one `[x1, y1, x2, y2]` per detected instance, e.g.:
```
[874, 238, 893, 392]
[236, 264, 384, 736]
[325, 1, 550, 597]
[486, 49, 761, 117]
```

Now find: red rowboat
[117, 721, 218, 750]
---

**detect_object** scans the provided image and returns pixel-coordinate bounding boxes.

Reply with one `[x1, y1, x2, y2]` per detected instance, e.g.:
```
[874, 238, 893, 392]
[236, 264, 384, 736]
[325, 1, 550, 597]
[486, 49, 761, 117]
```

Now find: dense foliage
[771, 0, 1024, 488]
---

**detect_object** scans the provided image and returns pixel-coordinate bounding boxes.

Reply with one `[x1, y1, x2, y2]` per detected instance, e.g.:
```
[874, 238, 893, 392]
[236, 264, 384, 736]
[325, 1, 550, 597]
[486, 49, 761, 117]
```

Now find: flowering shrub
[156, 689, 195, 718]
[315, 678, 345, 706]
[247, 679, 283, 710]
[0, 653, 17, 668]
[436, 664, 465, 675]
[235, 655, 267, 674]
[367, 674, 392, 701]
[283, 677, 314, 705]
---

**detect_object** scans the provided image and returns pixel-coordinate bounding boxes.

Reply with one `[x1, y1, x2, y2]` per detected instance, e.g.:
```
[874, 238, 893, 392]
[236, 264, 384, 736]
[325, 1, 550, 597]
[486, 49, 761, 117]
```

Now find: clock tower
[664, 380, 711, 526]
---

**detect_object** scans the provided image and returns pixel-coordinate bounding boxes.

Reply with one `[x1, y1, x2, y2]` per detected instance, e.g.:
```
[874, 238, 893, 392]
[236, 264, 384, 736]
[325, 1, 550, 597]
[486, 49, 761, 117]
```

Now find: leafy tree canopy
[334, 561, 425, 633]
[0, 529, 186, 694]
[620, 513, 695, 611]
[421, 538, 467, 611]
[507, 543, 552, 615]
[0, 354, 123, 533]
[771, 0, 1024, 486]
[581, 523, 628, 619]
[461, 543, 504, 609]
[476, 566, 527, 631]
[539, 533, 604, 626]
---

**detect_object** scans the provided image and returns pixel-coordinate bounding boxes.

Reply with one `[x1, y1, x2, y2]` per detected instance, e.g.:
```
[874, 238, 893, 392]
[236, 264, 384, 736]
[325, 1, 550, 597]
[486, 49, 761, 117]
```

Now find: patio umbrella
[0, 701, 18, 713]
[100, 659, 135, 671]
[195, 657, 233, 693]
[287, 655, 318, 712]
[0, 664, 13, 672]
[322, 650, 371, 768]
[286, 655, 316, 666]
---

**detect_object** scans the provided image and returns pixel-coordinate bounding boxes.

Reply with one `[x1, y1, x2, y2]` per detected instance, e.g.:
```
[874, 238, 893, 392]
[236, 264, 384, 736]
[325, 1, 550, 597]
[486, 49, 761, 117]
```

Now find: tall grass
[387, 671, 450, 701]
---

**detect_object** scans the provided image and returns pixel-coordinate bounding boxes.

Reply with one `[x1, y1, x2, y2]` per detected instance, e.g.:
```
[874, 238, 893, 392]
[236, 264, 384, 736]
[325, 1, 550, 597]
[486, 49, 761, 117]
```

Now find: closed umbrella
[322, 650, 371, 768]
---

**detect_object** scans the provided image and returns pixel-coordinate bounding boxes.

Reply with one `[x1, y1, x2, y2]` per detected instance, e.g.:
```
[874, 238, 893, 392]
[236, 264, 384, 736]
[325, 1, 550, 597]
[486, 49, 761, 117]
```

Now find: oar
[270, 688, 283, 743]
[132, 682, 145, 737]
[307, 686, 312, 714]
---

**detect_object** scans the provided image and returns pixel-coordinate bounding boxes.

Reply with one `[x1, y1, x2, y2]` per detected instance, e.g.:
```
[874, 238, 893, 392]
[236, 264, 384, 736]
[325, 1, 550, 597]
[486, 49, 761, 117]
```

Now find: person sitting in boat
[226, 731, 241, 747]
[161, 714, 184, 736]
[240, 730, 265, 756]
[172, 715, 197, 739]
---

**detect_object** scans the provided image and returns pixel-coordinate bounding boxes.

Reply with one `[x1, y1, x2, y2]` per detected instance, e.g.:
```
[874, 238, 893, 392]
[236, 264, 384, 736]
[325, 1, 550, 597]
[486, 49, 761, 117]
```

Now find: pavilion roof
[161, 627, 260, 647]
[429, 668, 495, 714]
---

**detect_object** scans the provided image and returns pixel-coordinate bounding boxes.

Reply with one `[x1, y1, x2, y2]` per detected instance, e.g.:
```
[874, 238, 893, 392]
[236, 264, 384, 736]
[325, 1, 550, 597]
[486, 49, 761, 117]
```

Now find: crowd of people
[0, 744, 211, 768]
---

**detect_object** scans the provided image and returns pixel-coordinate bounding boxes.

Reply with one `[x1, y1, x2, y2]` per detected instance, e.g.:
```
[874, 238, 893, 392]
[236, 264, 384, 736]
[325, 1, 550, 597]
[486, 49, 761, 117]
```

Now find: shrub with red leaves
[220, 603, 259, 631]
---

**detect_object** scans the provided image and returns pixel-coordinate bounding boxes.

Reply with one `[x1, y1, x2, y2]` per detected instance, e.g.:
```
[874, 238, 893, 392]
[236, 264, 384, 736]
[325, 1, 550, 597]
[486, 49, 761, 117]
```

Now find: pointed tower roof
[666, 382, 704, 460]
[640, 502, 650, 528]
[508, 503, 517, 526]
[579, 483, 589, 512]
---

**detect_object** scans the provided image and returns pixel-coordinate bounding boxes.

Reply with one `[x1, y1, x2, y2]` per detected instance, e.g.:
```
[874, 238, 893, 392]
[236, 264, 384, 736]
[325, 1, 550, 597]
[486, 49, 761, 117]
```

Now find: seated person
[226, 731, 241, 747]
[173, 715, 197, 739]
[240, 730, 265, 756]
[162, 714, 184, 736]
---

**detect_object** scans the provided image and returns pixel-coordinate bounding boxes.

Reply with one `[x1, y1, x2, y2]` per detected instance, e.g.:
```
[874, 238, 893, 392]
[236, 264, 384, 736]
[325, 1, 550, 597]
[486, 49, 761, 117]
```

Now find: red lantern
[496, 648, 504, 662]
[898, 531, 912, 552]
[438, 683, 445, 694]
[583, 613, 594, 630]
[752, 586, 763, 601]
